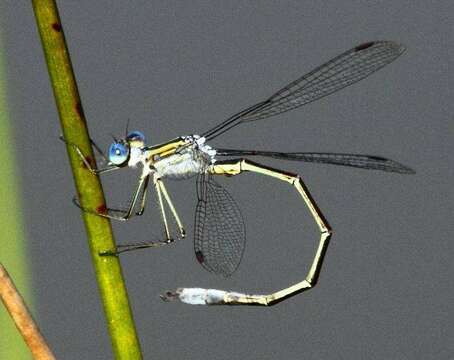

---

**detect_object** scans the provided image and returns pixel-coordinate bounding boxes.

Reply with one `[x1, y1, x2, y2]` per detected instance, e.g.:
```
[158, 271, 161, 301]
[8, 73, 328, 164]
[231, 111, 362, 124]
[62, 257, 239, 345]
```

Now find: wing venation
[216, 149, 415, 174]
[202, 41, 405, 140]
[194, 174, 246, 276]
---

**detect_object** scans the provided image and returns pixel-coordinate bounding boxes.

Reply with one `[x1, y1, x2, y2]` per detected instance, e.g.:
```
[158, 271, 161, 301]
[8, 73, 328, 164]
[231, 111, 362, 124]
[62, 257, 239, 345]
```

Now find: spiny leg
[106, 176, 173, 256]
[76, 175, 148, 221]
[136, 175, 150, 216]
[154, 176, 172, 242]
[157, 179, 186, 239]
[89, 138, 109, 165]
[111, 237, 174, 255]
[163, 158, 332, 306]
[59, 136, 119, 175]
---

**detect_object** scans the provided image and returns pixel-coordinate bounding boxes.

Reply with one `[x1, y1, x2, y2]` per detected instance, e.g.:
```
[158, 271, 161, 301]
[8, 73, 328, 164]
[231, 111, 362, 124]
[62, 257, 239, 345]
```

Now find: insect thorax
[153, 135, 216, 180]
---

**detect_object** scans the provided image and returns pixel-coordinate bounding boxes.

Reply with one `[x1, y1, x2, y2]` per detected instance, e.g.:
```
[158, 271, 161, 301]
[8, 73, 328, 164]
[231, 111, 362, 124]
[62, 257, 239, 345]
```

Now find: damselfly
[65, 41, 414, 305]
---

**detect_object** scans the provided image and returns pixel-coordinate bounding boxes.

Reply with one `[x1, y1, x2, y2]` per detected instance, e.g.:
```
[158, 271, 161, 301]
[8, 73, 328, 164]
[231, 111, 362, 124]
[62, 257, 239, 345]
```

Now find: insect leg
[74, 175, 148, 221]
[136, 175, 150, 216]
[101, 177, 177, 256]
[59, 136, 119, 175]
[89, 138, 109, 164]
[154, 176, 172, 241]
[157, 180, 186, 239]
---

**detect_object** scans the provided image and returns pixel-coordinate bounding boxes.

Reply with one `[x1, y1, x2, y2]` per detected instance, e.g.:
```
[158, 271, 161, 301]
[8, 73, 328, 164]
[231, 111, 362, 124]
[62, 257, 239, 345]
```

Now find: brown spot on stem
[51, 23, 62, 32]
[75, 102, 84, 118]
[96, 204, 107, 215]
[83, 155, 95, 169]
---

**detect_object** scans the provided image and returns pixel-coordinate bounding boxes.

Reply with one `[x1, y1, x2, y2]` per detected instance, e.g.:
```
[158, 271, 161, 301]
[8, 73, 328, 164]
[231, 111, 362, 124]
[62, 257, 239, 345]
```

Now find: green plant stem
[31, 1, 142, 358]
[0, 29, 32, 360]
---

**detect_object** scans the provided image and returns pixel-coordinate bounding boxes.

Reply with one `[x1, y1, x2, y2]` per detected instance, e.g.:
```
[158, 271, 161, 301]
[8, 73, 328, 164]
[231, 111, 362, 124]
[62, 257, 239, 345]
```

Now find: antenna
[125, 118, 130, 138]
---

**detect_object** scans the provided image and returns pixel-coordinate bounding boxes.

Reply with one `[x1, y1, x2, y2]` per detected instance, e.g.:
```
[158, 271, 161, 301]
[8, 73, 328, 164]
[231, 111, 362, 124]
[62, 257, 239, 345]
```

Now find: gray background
[2, 1, 453, 359]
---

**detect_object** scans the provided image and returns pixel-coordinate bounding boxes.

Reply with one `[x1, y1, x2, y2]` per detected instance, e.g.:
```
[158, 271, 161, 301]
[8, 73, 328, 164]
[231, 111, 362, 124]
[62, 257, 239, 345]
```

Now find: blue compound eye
[126, 131, 146, 143]
[108, 142, 129, 165]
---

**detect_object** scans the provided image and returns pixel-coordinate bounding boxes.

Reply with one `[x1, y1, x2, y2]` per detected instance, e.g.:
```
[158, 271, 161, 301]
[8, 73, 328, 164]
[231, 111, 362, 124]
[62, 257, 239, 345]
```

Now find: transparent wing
[216, 150, 415, 174]
[194, 173, 246, 277]
[202, 41, 405, 140]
